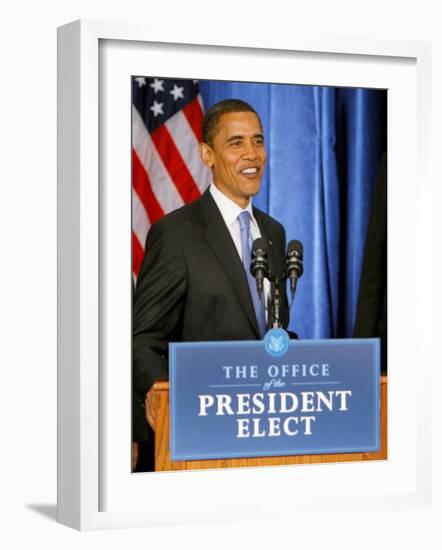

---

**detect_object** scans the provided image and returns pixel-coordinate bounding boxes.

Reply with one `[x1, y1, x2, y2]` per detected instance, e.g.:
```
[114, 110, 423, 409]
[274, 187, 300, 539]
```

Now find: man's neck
[211, 182, 251, 210]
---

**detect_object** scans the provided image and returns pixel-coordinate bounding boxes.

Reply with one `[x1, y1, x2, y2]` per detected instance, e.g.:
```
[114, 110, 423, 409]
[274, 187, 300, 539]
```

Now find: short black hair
[202, 98, 262, 146]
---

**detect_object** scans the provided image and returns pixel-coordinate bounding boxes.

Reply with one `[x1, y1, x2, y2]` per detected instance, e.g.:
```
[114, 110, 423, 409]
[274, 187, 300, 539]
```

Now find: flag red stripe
[132, 231, 145, 277]
[151, 124, 201, 203]
[182, 97, 204, 142]
[132, 149, 165, 224]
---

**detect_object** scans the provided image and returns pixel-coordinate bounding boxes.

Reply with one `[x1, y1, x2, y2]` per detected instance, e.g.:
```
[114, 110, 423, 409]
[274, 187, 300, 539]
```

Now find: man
[132, 99, 290, 451]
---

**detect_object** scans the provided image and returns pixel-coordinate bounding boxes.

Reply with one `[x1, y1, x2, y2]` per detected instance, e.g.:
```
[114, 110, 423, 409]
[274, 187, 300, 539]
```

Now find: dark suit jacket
[133, 187, 289, 439]
[353, 152, 387, 371]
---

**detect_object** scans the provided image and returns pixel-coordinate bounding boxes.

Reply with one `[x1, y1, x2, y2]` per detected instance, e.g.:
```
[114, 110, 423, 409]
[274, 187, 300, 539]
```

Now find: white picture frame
[57, 19, 437, 531]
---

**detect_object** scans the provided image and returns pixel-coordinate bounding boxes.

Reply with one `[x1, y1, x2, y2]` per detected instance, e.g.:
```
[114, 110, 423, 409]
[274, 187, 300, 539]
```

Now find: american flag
[131, 77, 211, 282]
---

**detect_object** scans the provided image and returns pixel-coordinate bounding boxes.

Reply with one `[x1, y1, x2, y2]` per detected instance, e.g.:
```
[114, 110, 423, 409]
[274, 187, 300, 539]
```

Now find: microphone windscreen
[287, 239, 303, 258]
[251, 237, 269, 254]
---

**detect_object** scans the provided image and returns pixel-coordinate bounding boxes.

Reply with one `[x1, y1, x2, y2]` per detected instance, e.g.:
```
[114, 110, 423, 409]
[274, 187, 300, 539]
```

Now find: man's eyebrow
[225, 133, 264, 143]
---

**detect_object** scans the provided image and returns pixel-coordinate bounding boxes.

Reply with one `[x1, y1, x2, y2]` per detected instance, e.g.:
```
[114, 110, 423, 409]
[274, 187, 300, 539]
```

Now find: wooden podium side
[146, 376, 387, 471]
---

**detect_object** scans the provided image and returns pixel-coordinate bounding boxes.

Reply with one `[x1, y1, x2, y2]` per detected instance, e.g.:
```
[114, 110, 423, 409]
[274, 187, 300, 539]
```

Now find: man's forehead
[215, 111, 263, 137]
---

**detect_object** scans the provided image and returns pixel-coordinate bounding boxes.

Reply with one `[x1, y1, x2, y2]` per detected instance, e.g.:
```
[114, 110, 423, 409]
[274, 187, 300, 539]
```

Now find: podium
[146, 375, 387, 471]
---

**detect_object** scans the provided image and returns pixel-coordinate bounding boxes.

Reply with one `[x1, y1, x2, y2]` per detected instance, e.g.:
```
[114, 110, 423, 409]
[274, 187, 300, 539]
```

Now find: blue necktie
[238, 211, 267, 338]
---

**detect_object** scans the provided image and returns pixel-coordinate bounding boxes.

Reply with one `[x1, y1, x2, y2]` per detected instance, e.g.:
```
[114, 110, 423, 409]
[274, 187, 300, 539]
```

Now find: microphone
[286, 240, 303, 297]
[250, 238, 269, 300]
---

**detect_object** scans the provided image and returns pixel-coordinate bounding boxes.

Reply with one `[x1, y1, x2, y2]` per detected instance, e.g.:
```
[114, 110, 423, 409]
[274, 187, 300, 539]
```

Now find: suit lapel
[253, 208, 282, 280]
[198, 190, 260, 337]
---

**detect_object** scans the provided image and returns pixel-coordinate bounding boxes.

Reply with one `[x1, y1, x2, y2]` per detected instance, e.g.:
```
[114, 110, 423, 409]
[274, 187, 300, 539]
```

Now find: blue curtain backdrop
[199, 81, 387, 339]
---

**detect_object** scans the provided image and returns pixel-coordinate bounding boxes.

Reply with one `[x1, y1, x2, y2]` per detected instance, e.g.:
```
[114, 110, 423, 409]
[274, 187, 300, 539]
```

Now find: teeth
[241, 168, 258, 174]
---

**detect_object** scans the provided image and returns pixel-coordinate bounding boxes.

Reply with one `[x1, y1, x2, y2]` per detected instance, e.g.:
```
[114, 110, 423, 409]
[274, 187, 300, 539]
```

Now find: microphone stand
[267, 275, 299, 330]
[252, 238, 302, 331]
[270, 278, 282, 329]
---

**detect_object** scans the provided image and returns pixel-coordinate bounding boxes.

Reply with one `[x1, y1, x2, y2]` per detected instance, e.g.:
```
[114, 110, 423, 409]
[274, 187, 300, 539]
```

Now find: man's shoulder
[154, 193, 204, 228]
[253, 206, 285, 235]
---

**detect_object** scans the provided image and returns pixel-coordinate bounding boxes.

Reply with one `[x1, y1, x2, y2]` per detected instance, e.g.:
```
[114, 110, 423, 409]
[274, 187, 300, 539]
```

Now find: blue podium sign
[169, 337, 380, 461]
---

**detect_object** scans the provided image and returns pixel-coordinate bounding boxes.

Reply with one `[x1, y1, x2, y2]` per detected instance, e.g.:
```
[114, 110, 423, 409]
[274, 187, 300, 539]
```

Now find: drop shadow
[26, 504, 57, 522]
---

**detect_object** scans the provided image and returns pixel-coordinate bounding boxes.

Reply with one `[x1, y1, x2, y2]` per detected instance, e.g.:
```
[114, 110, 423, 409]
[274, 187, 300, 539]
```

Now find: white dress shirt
[209, 183, 270, 317]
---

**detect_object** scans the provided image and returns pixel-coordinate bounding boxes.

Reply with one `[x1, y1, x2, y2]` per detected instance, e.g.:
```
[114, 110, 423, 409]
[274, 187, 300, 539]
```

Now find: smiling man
[199, 106, 266, 208]
[132, 99, 291, 455]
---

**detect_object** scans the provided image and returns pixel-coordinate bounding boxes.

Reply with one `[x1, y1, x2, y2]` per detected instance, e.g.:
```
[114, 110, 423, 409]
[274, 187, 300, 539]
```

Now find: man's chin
[242, 180, 261, 197]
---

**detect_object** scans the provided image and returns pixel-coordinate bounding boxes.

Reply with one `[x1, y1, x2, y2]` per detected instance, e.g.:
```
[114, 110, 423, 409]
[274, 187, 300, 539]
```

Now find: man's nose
[242, 140, 259, 159]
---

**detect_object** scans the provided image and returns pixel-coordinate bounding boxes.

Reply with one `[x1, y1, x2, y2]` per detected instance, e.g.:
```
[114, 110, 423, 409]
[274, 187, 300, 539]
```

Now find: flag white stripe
[132, 188, 150, 251]
[165, 110, 211, 193]
[132, 106, 184, 214]
[197, 93, 205, 113]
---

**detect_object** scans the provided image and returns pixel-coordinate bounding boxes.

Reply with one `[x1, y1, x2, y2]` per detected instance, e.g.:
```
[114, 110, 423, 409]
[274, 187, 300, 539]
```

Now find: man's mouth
[240, 167, 259, 177]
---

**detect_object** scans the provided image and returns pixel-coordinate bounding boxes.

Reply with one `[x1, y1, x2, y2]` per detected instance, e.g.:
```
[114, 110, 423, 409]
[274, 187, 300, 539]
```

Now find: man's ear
[200, 142, 214, 168]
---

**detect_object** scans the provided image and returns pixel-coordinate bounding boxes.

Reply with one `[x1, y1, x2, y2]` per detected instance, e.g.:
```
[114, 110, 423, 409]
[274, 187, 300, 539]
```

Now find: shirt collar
[209, 183, 256, 228]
